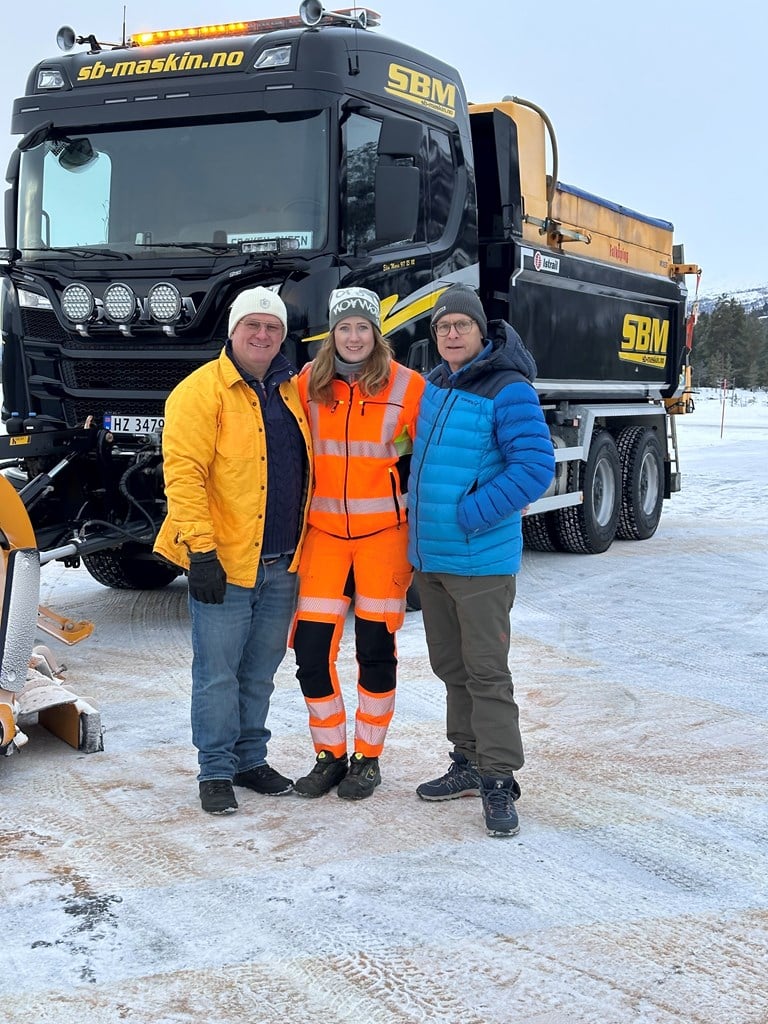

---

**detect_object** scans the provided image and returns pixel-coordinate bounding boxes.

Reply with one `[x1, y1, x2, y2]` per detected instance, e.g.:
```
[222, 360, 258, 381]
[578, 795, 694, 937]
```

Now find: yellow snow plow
[0, 474, 102, 756]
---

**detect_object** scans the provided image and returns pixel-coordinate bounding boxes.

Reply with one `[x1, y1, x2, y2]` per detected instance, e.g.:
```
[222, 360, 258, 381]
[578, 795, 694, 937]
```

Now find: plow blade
[1, 475, 102, 755]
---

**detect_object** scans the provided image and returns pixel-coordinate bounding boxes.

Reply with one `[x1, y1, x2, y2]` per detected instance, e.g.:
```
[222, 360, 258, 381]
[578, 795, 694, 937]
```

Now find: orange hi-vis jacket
[298, 360, 425, 539]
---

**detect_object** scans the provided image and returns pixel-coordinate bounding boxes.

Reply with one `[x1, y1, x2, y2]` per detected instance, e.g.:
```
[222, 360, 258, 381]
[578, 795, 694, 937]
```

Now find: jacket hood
[432, 319, 538, 386]
[486, 320, 538, 382]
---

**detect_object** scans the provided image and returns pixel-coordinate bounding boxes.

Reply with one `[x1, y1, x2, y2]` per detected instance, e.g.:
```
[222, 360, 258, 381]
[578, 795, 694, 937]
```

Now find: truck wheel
[82, 546, 181, 590]
[554, 430, 620, 554]
[522, 511, 561, 552]
[615, 426, 664, 540]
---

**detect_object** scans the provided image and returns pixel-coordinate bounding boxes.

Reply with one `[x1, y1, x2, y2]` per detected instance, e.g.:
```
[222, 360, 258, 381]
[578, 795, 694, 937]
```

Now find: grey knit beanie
[430, 285, 487, 339]
[328, 287, 381, 331]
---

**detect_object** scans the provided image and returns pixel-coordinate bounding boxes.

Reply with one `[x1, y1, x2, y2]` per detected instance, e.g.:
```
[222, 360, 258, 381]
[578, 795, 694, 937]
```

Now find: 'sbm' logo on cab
[620, 314, 669, 369]
[386, 63, 456, 118]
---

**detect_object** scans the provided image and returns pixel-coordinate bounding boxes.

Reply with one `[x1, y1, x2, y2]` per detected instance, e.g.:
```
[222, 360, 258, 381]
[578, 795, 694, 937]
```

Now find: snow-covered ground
[2, 390, 767, 1023]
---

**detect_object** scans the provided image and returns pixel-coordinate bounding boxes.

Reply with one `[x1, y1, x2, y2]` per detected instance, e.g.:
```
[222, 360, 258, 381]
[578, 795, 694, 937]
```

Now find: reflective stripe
[306, 693, 345, 722]
[310, 721, 348, 748]
[297, 596, 349, 617]
[376, 366, 410, 446]
[355, 719, 389, 749]
[388, 363, 411, 406]
[355, 594, 406, 615]
[358, 690, 396, 717]
[311, 494, 406, 516]
[308, 400, 322, 442]
[313, 438, 395, 460]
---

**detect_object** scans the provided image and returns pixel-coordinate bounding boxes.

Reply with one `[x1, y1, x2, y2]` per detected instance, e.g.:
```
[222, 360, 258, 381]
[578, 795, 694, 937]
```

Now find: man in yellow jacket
[155, 287, 312, 814]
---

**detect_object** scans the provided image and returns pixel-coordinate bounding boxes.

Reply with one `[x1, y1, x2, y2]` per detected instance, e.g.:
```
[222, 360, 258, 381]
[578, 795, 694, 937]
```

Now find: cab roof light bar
[129, 6, 380, 47]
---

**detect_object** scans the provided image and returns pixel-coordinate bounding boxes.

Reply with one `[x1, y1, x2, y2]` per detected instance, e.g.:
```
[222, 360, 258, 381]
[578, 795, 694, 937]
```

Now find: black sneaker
[480, 776, 520, 837]
[200, 779, 238, 814]
[294, 750, 349, 798]
[233, 763, 294, 796]
[337, 753, 381, 801]
[416, 750, 481, 801]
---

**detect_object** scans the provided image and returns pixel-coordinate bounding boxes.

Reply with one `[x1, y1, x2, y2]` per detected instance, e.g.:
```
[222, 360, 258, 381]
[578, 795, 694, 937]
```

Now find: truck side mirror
[374, 164, 419, 244]
[374, 116, 422, 244]
[4, 151, 19, 251]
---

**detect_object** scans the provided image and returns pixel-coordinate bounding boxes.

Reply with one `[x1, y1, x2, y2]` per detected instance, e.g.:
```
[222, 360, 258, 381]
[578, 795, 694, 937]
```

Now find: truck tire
[82, 546, 181, 590]
[554, 429, 620, 554]
[522, 511, 561, 552]
[615, 426, 664, 541]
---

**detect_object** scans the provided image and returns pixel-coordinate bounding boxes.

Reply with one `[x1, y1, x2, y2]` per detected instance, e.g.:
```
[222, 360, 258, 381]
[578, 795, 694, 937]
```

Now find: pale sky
[1, 0, 764, 294]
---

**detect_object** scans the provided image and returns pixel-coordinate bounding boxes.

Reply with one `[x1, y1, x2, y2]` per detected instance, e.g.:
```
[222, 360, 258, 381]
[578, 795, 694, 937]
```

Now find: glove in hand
[188, 550, 227, 604]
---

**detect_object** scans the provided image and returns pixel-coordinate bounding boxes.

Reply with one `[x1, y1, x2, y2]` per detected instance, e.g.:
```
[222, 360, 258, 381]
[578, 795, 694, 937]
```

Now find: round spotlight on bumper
[61, 283, 95, 324]
[147, 281, 182, 324]
[103, 282, 138, 324]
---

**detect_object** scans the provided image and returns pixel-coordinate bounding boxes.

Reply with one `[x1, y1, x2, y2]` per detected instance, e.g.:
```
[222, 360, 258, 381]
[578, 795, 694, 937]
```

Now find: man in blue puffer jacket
[408, 284, 555, 837]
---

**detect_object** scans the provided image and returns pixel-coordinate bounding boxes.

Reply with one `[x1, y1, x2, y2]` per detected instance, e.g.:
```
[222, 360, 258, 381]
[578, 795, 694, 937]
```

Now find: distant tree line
[692, 297, 768, 389]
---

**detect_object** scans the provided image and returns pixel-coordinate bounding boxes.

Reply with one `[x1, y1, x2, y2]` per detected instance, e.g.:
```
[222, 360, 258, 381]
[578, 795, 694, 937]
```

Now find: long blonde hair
[308, 324, 394, 406]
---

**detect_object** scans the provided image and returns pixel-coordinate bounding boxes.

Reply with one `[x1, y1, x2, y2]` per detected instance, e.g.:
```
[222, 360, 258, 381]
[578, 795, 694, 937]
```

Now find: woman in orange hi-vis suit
[291, 287, 425, 801]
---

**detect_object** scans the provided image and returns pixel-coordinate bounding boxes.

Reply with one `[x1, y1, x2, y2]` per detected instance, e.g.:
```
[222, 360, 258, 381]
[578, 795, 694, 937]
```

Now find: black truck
[0, 3, 699, 591]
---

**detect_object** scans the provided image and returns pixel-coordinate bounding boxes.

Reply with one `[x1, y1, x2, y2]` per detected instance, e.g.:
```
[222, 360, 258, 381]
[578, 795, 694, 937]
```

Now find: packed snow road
[2, 393, 767, 1023]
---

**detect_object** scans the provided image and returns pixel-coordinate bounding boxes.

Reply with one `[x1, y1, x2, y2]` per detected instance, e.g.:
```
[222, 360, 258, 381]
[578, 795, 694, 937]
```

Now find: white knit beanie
[328, 287, 381, 331]
[228, 287, 287, 340]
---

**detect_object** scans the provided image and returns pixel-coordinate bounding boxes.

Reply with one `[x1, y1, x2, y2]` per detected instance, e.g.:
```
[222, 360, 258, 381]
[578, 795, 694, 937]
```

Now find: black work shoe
[200, 779, 238, 815]
[480, 776, 520, 837]
[416, 750, 481, 801]
[233, 763, 294, 796]
[337, 753, 381, 801]
[294, 750, 349, 798]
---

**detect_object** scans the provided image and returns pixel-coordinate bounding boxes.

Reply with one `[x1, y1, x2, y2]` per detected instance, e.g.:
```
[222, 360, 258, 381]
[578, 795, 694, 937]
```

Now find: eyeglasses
[434, 318, 476, 337]
[239, 319, 283, 336]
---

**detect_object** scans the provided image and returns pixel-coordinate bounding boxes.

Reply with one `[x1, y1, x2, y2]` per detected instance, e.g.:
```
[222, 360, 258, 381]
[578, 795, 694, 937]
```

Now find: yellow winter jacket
[154, 348, 312, 587]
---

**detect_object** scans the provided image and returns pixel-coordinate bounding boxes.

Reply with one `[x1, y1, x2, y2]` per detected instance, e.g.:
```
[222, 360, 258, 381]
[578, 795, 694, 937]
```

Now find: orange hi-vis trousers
[290, 524, 412, 758]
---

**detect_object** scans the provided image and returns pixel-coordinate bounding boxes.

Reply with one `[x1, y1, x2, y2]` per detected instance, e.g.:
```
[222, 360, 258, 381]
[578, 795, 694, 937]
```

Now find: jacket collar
[222, 341, 295, 388]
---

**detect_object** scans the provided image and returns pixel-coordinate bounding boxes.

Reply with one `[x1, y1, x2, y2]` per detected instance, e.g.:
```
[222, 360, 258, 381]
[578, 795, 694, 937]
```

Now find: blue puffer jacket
[408, 320, 555, 576]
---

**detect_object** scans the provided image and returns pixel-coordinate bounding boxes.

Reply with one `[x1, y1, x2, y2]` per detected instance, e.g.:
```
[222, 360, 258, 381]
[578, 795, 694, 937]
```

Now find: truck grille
[20, 308, 217, 427]
[61, 359, 206, 393]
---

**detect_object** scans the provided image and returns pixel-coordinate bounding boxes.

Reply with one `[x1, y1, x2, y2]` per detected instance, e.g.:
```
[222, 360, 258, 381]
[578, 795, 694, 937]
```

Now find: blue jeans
[189, 556, 298, 781]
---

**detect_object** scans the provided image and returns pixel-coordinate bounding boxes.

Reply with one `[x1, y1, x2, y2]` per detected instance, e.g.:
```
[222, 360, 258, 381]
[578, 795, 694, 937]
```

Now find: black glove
[188, 550, 227, 604]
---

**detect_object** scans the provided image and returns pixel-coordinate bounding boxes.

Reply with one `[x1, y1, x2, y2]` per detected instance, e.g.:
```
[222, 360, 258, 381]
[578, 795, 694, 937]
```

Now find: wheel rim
[593, 457, 617, 527]
[639, 450, 661, 515]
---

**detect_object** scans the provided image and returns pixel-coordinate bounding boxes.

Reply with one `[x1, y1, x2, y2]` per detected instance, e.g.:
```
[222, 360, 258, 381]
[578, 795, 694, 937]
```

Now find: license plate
[103, 414, 164, 433]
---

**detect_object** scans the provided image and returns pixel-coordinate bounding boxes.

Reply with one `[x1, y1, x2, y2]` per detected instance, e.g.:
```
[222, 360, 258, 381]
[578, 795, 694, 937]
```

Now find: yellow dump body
[469, 100, 674, 276]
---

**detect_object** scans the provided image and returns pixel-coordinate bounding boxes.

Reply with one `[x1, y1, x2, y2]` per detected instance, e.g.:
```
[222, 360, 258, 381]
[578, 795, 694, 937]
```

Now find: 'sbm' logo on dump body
[620, 314, 669, 369]
[386, 63, 456, 118]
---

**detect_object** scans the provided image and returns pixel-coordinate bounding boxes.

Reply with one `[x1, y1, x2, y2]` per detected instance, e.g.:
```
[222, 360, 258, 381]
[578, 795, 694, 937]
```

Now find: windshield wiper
[136, 242, 238, 253]
[26, 246, 130, 260]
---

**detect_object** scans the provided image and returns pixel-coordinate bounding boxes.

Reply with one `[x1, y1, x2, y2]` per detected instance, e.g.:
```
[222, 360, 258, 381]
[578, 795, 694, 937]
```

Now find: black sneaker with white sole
[199, 779, 238, 814]
[233, 763, 294, 795]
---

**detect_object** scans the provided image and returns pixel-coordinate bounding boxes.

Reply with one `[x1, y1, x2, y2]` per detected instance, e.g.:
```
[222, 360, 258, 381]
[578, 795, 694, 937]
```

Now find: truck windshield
[16, 111, 329, 257]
